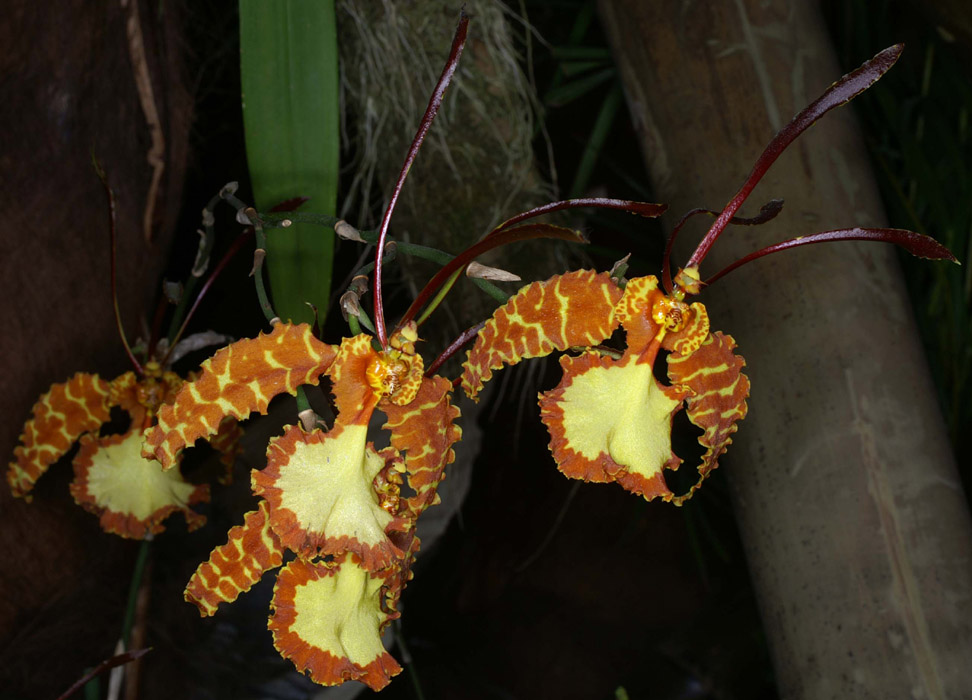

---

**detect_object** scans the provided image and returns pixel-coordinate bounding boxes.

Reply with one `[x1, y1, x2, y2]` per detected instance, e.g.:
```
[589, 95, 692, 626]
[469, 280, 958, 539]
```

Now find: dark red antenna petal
[373, 11, 469, 349]
[492, 197, 667, 233]
[426, 321, 485, 377]
[397, 222, 587, 330]
[685, 44, 904, 270]
[92, 155, 144, 376]
[662, 199, 785, 293]
[704, 227, 958, 286]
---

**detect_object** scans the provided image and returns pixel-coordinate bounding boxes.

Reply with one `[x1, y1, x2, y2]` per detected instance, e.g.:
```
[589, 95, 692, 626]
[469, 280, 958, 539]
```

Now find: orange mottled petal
[666, 331, 749, 504]
[252, 424, 405, 571]
[380, 375, 462, 517]
[144, 323, 337, 469]
[540, 351, 687, 501]
[8, 373, 111, 499]
[461, 270, 623, 399]
[185, 500, 285, 616]
[269, 557, 402, 691]
[613, 275, 666, 355]
[70, 429, 208, 539]
[330, 334, 382, 425]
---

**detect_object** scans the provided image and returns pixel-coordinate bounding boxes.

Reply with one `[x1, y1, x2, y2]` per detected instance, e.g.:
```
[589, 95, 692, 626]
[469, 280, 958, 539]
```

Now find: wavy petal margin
[269, 557, 402, 691]
[381, 375, 462, 517]
[185, 500, 286, 616]
[666, 331, 749, 504]
[8, 373, 111, 499]
[253, 424, 405, 571]
[540, 351, 687, 501]
[144, 323, 337, 469]
[70, 429, 207, 539]
[461, 270, 623, 398]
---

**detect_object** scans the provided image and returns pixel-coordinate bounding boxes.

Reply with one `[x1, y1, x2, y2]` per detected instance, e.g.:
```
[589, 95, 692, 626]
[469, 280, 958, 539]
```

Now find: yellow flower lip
[155, 320, 462, 690]
[461, 269, 748, 505]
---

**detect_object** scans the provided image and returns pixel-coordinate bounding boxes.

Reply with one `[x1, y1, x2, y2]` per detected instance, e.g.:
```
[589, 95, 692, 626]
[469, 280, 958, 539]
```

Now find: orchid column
[598, 0, 972, 697]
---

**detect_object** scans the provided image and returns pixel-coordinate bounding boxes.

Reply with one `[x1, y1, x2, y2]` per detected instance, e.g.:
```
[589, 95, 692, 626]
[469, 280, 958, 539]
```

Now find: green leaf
[239, 0, 339, 325]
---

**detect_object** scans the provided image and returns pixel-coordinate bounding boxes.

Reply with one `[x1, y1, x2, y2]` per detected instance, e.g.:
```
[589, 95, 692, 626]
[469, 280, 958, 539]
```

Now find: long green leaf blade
[239, 0, 338, 325]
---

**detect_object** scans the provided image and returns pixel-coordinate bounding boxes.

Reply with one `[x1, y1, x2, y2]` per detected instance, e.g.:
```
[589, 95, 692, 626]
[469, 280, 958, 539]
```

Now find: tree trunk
[597, 1, 972, 697]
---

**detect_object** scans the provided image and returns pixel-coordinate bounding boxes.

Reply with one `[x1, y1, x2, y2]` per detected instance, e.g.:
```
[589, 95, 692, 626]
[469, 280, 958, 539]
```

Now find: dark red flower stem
[396, 222, 586, 332]
[704, 227, 958, 287]
[684, 44, 904, 272]
[373, 12, 469, 350]
[55, 648, 151, 700]
[427, 321, 485, 377]
[160, 228, 255, 367]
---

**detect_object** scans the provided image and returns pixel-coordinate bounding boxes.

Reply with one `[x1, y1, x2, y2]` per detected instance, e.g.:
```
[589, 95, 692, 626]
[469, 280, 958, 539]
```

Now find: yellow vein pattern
[8, 373, 111, 499]
[185, 500, 285, 616]
[667, 331, 749, 504]
[144, 323, 337, 469]
[461, 270, 623, 399]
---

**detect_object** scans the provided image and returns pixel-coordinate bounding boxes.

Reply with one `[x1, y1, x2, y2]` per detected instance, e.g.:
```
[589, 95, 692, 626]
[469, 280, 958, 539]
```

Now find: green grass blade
[239, 0, 339, 325]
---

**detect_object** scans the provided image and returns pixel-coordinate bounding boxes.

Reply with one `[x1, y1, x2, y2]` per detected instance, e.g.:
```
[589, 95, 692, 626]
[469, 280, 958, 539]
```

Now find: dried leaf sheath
[461, 270, 623, 398]
[269, 557, 402, 690]
[8, 373, 111, 499]
[185, 500, 285, 616]
[144, 323, 337, 469]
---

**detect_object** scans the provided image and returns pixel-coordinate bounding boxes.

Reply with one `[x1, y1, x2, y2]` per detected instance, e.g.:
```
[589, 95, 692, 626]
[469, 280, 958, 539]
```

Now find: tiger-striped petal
[461, 270, 623, 398]
[184, 500, 286, 616]
[144, 322, 337, 469]
[666, 331, 749, 504]
[380, 375, 461, 518]
[8, 373, 111, 499]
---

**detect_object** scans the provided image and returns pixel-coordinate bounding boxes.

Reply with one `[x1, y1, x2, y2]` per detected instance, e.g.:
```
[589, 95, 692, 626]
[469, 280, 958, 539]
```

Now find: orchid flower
[138, 19, 475, 691]
[139, 13, 672, 689]
[7, 170, 243, 539]
[460, 44, 956, 505]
